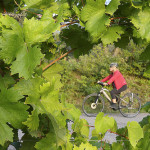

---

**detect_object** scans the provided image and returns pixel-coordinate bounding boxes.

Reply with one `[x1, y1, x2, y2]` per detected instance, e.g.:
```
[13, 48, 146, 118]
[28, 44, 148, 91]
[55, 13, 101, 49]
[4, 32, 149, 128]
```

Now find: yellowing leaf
[127, 121, 143, 148]
[95, 112, 117, 134]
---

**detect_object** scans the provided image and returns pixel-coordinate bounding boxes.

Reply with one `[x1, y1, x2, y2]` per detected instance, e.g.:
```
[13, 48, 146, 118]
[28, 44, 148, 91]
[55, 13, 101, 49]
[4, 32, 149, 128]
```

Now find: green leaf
[23, 17, 58, 46]
[72, 119, 89, 138]
[42, 63, 63, 89]
[141, 101, 150, 112]
[35, 114, 67, 150]
[22, 0, 54, 9]
[0, 74, 15, 90]
[81, 0, 110, 40]
[106, 0, 120, 15]
[0, 122, 13, 146]
[0, 88, 29, 146]
[131, 0, 143, 9]
[20, 134, 37, 150]
[60, 25, 94, 58]
[0, 15, 24, 64]
[73, 142, 97, 150]
[0, 15, 46, 79]
[14, 77, 44, 96]
[136, 132, 150, 150]
[101, 26, 124, 45]
[115, 35, 130, 48]
[127, 121, 143, 148]
[63, 102, 81, 122]
[131, 7, 150, 42]
[112, 143, 123, 150]
[11, 45, 44, 79]
[23, 110, 39, 131]
[95, 112, 117, 134]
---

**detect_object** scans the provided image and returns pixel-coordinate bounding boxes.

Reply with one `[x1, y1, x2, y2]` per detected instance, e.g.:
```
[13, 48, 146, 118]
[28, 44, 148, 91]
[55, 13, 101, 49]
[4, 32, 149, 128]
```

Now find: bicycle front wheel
[82, 93, 105, 117]
[119, 93, 141, 118]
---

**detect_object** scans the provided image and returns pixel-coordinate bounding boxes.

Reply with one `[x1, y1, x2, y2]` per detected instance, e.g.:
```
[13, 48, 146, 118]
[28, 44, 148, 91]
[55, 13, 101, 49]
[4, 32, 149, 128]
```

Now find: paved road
[80, 113, 149, 143]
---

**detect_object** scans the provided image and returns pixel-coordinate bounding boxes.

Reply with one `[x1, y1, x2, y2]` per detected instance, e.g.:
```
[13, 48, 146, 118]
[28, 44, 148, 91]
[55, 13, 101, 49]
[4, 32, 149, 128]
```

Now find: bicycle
[82, 82, 141, 118]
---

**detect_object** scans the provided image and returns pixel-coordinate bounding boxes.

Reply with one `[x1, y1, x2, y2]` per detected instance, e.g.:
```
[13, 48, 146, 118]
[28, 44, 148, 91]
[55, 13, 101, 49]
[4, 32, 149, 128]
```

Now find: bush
[59, 43, 150, 110]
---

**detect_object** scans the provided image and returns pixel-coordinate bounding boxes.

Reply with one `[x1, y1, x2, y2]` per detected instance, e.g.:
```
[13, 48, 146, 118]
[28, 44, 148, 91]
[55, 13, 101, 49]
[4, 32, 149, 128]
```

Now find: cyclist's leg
[110, 89, 118, 103]
[110, 85, 127, 109]
[110, 85, 127, 101]
[117, 85, 127, 93]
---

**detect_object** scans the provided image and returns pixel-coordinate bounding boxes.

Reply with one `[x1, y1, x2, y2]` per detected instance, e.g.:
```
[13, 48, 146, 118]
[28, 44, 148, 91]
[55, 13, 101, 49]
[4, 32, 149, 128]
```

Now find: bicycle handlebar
[97, 81, 108, 86]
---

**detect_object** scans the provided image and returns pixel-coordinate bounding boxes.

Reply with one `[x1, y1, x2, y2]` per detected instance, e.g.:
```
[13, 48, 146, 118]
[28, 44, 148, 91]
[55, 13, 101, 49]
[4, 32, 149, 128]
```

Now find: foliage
[0, 0, 150, 149]
[59, 43, 150, 108]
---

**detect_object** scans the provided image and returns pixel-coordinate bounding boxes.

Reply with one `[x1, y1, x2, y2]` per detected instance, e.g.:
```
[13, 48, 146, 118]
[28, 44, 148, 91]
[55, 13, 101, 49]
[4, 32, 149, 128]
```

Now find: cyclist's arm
[107, 71, 119, 85]
[100, 74, 112, 82]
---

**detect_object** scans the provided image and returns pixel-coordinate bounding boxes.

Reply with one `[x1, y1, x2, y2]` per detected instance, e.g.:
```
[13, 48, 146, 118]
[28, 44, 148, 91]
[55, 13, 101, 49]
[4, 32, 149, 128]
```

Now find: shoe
[110, 103, 118, 110]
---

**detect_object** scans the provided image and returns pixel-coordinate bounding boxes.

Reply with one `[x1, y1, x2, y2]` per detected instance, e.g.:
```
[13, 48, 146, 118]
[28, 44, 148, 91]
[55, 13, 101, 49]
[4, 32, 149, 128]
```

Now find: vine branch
[43, 49, 76, 71]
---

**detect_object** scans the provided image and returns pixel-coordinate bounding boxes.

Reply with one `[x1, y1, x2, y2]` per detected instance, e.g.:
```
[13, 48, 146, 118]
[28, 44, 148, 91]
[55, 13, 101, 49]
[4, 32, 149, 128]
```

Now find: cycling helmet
[110, 62, 118, 68]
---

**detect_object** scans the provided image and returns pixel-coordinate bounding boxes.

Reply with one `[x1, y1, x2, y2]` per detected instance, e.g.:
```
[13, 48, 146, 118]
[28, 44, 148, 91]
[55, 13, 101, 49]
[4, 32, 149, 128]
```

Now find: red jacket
[100, 70, 127, 90]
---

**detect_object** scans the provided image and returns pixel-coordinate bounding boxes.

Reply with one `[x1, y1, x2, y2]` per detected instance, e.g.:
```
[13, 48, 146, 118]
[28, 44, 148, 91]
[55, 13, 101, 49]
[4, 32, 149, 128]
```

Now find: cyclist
[98, 63, 127, 109]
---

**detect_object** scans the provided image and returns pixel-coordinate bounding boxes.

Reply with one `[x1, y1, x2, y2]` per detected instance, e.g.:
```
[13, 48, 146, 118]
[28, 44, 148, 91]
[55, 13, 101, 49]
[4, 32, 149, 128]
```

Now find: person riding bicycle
[98, 63, 127, 109]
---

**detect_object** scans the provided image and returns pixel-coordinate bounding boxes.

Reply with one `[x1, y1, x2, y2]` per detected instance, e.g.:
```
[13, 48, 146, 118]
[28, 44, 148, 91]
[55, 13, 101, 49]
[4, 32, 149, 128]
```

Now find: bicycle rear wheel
[82, 93, 105, 117]
[119, 93, 141, 118]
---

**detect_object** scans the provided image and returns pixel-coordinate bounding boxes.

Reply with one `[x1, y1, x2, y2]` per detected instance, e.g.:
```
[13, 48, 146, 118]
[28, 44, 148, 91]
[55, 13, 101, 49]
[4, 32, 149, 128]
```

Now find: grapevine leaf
[0, 15, 46, 79]
[23, 110, 39, 131]
[0, 88, 29, 128]
[131, 0, 143, 9]
[73, 5, 81, 17]
[101, 26, 124, 45]
[136, 132, 150, 150]
[60, 25, 94, 58]
[73, 142, 97, 150]
[106, 0, 120, 15]
[0, 15, 24, 64]
[63, 103, 81, 122]
[72, 119, 89, 138]
[20, 134, 37, 150]
[0, 123, 13, 146]
[112, 142, 123, 150]
[115, 35, 130, 48]
[14, 77, 44, 96]
[127, 121, 143, 148]
[141, 101, 150, 112]
[42, 63, 63, 89]
[23, 17, 58, 46]
[0, 88, 29, 146]
[11, 45, 44, 79]
[131, 7, 150, 42]
[95, 112, 117, 134]
[22, 0, 54, 9]
[35, 113, 67, 150]
[81, 0, 110, 40]
[0, 74, 15, 90]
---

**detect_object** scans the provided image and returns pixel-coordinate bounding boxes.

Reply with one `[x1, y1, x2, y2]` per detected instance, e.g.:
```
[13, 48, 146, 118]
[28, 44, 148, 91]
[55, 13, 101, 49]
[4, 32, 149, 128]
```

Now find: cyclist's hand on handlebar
[103, 83, 108, 86]
[97, 81, 101, 83]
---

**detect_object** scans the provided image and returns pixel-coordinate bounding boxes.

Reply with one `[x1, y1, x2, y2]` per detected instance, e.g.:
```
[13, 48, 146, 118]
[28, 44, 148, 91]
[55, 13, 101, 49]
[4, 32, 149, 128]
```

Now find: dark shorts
[110, 85, 127, 99]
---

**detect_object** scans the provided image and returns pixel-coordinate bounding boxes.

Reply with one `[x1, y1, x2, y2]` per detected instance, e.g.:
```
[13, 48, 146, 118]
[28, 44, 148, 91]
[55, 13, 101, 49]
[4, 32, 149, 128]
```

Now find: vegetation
[0, 0, 149, 149]
[59, 42, 150, 110]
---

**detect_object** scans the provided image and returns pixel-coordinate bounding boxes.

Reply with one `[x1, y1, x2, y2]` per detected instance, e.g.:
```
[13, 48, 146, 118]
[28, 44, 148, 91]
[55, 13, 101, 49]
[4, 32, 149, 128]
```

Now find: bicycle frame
[99, 87, 112, 102]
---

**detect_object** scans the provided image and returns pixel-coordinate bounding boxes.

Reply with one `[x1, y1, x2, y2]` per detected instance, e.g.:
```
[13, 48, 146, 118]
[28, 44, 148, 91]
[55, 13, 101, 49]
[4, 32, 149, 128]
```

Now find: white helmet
[110, 63, 118, 68]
